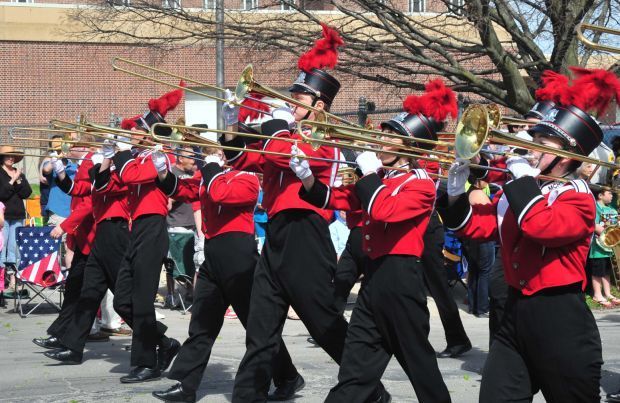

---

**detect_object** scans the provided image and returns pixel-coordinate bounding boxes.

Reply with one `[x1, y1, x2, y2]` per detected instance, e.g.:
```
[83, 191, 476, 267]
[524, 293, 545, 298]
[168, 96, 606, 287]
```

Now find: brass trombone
[455, 104, 619, 170]
[112, 57, 358, 127]
[485, 104, 538, 128]
[576, 23, 620, 54]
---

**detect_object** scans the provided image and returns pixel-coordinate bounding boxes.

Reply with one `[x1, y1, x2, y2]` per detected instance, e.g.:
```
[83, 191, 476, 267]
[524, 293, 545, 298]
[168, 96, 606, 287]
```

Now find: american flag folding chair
[13, 226, 64, 318]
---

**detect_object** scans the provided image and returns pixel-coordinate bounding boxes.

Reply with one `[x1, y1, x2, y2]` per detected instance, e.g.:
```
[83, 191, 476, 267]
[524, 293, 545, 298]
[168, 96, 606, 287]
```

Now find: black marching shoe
[366, 389, 392, 403]
[437, 341, 472, 358]
[152, 383, 196, 403]
[33, 336, 63, 349]
[268, 374, 305, 401]
[43, 348, 83, 364]
[607, 389, 620, 402]
[120, 366, 161, 383]
[158, 338, 181, 372]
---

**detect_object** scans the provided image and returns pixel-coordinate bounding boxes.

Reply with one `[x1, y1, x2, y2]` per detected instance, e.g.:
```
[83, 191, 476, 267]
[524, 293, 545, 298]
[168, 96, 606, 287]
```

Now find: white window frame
[449, 0, 464, 15]
[204, 0, 216, 9]
[163, 0, 181, 8]
[243, 0, 258, 10]
[12, 0, 34, 3]
[280, 0, 294, 10]
[409, 0, 425, 13]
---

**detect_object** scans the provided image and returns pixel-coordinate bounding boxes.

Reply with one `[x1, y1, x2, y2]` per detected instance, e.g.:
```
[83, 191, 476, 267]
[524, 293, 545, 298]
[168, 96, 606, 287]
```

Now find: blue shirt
[254, 190, 268, 224]
[329, 212, 350, 257]
[45, 161, 78, 217]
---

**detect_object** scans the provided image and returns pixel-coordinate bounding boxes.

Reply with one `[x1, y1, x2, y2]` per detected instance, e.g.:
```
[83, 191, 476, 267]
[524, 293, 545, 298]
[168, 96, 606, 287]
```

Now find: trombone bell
[455, 105, 490, 159]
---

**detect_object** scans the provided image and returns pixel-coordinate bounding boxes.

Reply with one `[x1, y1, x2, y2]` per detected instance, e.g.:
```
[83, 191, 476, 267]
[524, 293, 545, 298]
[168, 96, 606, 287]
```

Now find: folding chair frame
[12, 276, 65, 318]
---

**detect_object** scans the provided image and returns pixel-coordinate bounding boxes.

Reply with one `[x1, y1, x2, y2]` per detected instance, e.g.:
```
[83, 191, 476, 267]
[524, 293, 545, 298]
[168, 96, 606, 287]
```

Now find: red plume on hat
[568, 67, 620, 116]
[297, 23, 344, 73]
[535, 70, 572, 105]
[402, 79, 458, 122]
[148, 81, 186, 117]
[121, 115, 141, 130]
[238, 92, 271, 123]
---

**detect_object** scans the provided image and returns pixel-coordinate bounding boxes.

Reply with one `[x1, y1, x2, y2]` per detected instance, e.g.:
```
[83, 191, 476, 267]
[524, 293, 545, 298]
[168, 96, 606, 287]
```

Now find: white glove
[102, 142, 116, 159]
[222, 89, 240, 126]
[91, 153, 104, 166]
[272, 107, 296, 130]
[506, 156, 540, 179]
[290, 143, 312, 180]
[355, 151, 382, 176]
[204, 154, 224, 167]
[52, 159, 65, 175]
[152, 151, 168, 173]
[116, 136, 133, 152]
[447, 158, 471, 197]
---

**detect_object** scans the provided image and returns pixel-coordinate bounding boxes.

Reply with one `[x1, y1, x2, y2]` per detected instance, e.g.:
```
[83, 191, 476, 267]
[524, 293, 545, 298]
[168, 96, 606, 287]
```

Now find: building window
[13, 0, 34, 3]
[281, 0, 295, 10]
[409, 0, 424, 13]
[448, 0, 464, 15]
[243, 0, 258, 10]
[205, 0, 216, 8]
[299, 0, 325, 10]
[163, 0, 181, 8]
[107, 0, 131, 6]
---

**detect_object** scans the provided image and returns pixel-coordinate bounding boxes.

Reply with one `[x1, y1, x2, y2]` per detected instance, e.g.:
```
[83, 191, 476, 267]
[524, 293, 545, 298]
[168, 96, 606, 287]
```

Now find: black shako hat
[380, 112, 443, 151]
[289, 69, 341, 107]
[524, 100, 556, 120]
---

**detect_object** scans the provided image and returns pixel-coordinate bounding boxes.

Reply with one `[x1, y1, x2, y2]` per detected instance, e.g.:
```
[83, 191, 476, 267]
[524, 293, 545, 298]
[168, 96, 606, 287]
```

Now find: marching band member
[43, 140, 131, 364]
[438, 68, 620, 402]
[33, 137, 98, 352]
[293, 101, 451, 402]
[104, 88, 184, 383]
[226, 24, 390, 402]
[378, 80, 472, 358]
[151, 146, 300, 403]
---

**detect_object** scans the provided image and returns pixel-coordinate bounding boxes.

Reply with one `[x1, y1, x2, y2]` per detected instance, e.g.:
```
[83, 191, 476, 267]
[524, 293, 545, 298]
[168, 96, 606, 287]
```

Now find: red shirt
[159, 164, 259, 239]
[111, 149, 169, 219]
[225, 126, 339, 222]
[439, 177, 595, 295]
[301, 169, 436, 259]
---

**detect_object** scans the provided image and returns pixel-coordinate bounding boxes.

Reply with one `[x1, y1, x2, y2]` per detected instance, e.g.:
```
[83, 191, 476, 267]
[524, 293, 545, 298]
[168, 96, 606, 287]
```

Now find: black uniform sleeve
[469, 156, 489, 180]
[94, 167, 111, 191]
[55, 174, 74, 194]
[154, 171, 178, 197]
[111, 150, 134, 177]
[503, 176, 544, 226]
[435, 192, 473, 231]
[200, 163, 224, 190]
[219, 136, 246, 162]
[299, 179, 330, 208]
[354, 173, 385, 212]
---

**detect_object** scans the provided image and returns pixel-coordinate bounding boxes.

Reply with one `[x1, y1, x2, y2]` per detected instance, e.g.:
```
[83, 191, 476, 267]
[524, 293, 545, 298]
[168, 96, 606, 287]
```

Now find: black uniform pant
[60, 219, 131, 353]
[232, 210, 349, 402]
[113, 214, 170, 368]
[169, 232, 298, 392]
[422, 212, 470, 347]
[488, 249, 508, 346]
[326, 255, 451, 403]
[480, 284, 602, 403]
[333, 227, 364, 314]
[47, 249, 89, 339]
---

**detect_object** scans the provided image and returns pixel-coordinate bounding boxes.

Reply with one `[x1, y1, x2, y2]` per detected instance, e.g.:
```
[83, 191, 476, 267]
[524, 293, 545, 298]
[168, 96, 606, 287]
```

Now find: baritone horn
[597, 225, 620, 252]
[576, 23, 620, 54]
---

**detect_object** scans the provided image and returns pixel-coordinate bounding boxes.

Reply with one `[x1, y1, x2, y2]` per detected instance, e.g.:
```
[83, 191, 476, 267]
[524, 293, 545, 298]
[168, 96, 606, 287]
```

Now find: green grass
[586, 286, 620, 310]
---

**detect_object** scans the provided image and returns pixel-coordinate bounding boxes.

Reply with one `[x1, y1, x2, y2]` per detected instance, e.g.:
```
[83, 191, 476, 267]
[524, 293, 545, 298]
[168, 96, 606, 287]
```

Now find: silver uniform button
[512, 262, 519, 269]
[367, 247, 372, 252]
[514, 246, 519, 253]
[519, 280, 526, 287]
[365, 220, 370, 225]
[365, 234, 370, 240]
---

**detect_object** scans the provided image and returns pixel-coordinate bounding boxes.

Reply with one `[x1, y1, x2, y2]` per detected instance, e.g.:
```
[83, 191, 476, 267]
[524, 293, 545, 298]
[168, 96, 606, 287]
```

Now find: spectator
[0, 146, 32, 297]
[39, 135, 64, 222]
[462, 179, 495, 318]
[254, 175, 268, 252]
[588, 189, 620, 308]
[164, 147, 197, 309]
[576, 162, 596, 182]
[0, 201, 5, 307]
[329, 210, 350, 259]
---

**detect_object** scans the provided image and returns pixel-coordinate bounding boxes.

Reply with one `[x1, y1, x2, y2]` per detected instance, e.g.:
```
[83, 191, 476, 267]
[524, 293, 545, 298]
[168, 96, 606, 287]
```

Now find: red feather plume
[238, 92, 270, 123]
[402, 79, 457, 122]
[121, 115, 140, 130]
[535, 70, 572, 105]
[148, 81, 186, 117]
[297, 23, 344, 73]
[568, 67, 620, 116]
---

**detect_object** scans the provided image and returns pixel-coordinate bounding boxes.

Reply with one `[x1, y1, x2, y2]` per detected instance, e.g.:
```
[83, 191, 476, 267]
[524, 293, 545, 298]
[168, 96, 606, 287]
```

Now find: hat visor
[153, 125, 172, 137]
[288, 83, 317, 96]
[379, 121, 409, 138]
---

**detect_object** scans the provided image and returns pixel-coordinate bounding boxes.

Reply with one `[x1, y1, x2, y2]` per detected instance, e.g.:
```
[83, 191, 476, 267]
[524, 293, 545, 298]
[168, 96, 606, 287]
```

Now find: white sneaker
[155, 310, 166, 320]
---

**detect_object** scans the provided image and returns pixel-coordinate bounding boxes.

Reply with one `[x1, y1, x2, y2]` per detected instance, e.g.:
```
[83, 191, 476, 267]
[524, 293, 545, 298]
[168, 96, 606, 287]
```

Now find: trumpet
[576, 23, 620, 54]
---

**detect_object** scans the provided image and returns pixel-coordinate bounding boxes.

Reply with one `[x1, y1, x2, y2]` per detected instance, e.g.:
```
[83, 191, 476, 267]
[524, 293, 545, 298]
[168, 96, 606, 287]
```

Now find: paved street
[1, 290, 620, 403]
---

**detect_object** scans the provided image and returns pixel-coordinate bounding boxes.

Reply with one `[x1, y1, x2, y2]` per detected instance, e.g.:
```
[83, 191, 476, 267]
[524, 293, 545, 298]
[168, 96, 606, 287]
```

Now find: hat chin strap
[300, 97, 319, 121]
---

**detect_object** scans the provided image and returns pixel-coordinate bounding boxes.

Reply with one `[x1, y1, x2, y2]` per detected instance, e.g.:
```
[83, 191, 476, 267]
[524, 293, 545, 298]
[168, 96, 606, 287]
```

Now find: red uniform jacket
[346, 210, 363, 230]
[437, 176, 595, 295]
[157, 163, 259, 239]
[472, 156, 508, 185]
[57, 153, 96, 255]
[222, 120, 339, 222]
[92, 167, 131, 223]
[111, 149, 169, 219]
[300, 169, 436, 259]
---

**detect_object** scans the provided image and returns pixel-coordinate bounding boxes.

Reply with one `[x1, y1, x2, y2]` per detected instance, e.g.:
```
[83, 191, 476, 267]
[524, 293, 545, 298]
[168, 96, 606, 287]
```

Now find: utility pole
[216, 0, 225, 129]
